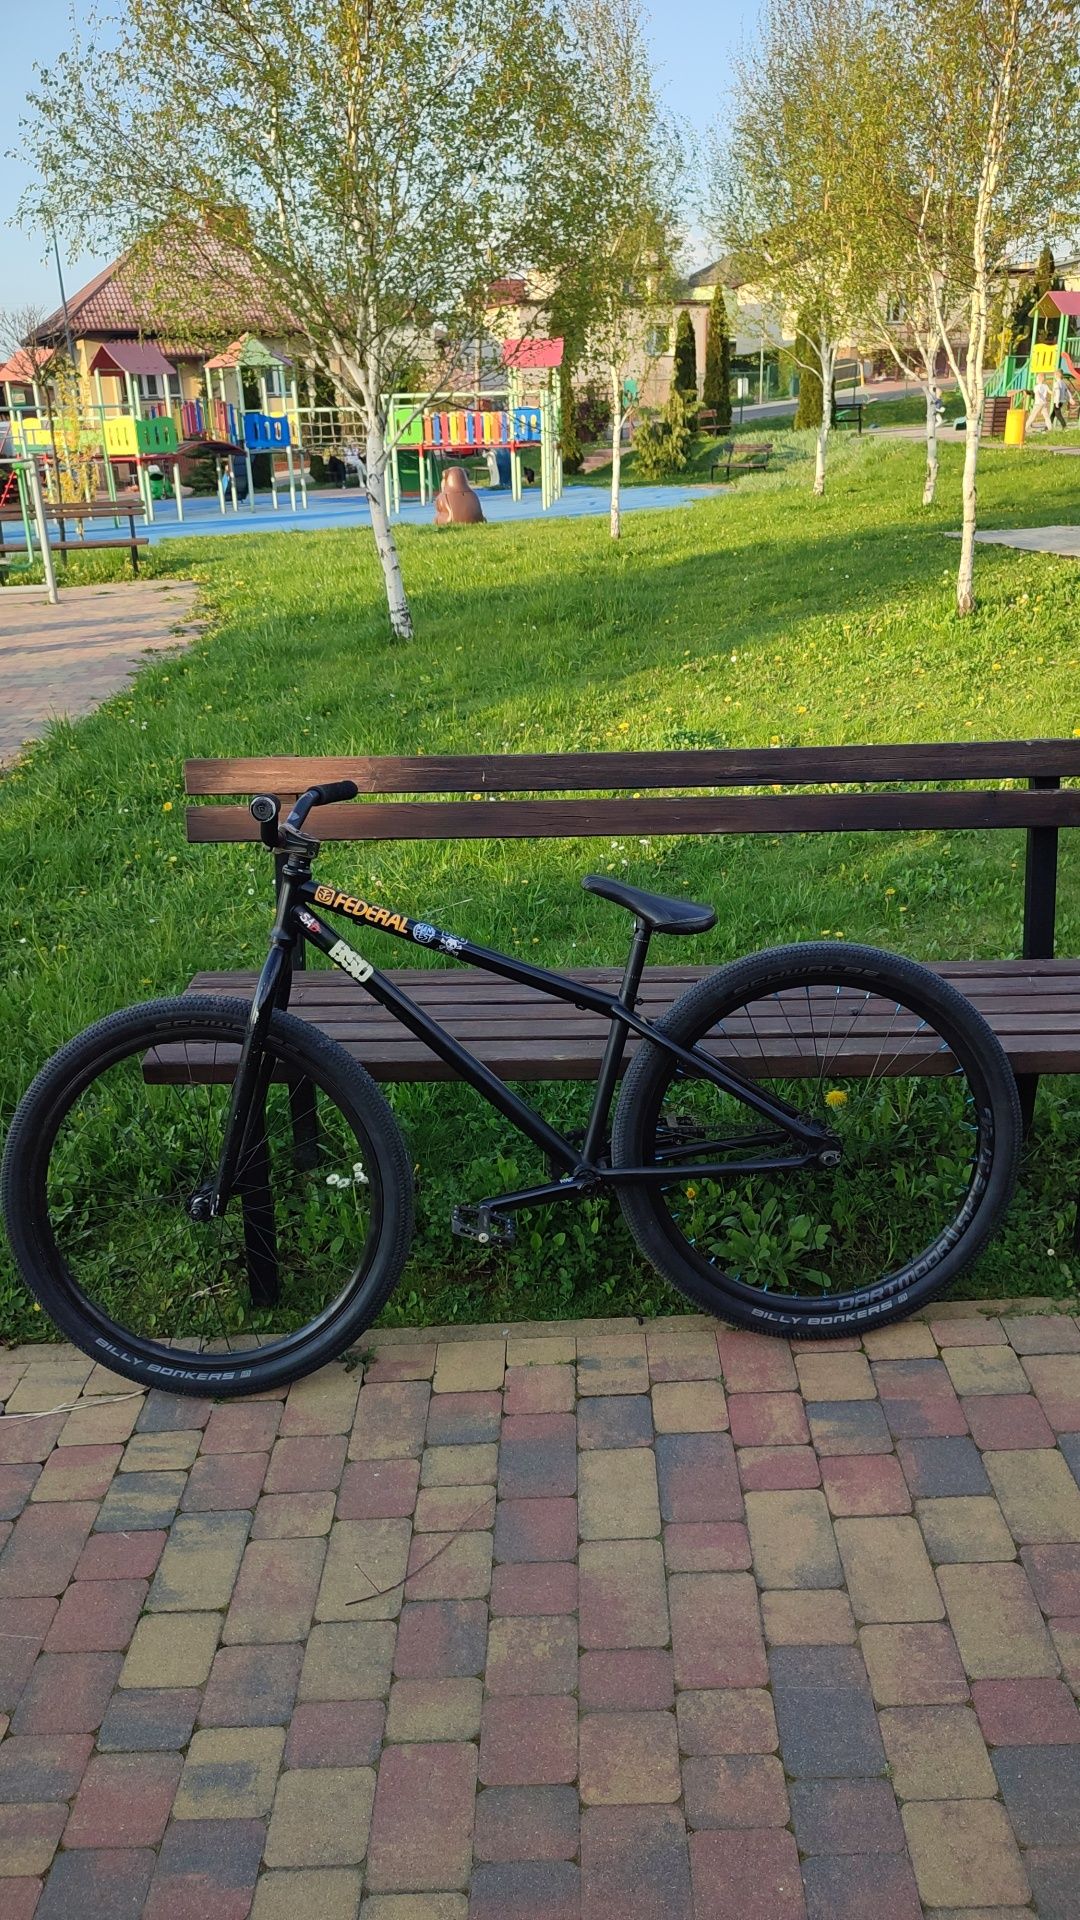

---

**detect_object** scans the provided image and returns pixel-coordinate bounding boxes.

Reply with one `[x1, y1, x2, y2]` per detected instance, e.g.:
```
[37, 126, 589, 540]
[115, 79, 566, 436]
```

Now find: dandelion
[825, 1089, 848, 1108]
[162, 801, 173, 812]
[885, 887, 896, 897]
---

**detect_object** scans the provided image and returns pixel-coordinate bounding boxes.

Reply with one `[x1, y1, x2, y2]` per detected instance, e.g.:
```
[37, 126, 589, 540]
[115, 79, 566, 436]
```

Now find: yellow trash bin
[1004, 405, 1027, 447]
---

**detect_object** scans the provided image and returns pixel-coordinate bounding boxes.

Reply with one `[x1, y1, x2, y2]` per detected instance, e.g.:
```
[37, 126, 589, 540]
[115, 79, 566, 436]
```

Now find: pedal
[451, 1204, 516, 1246]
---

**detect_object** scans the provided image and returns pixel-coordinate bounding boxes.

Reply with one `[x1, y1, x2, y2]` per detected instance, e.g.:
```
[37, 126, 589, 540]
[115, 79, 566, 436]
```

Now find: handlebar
[249, 781, 359, 849]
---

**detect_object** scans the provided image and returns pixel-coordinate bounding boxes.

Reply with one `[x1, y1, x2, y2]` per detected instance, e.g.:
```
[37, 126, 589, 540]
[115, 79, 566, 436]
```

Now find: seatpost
[619, 919, 652, 1011]
[581, 918, 652, 1166]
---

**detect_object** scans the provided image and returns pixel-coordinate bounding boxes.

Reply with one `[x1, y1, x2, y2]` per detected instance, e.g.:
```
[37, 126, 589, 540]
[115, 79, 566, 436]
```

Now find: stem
[610, 367, 623, 541]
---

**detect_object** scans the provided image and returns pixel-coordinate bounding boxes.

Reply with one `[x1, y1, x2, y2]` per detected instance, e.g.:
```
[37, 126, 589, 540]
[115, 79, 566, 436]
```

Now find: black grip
[314, 780, 359, 805]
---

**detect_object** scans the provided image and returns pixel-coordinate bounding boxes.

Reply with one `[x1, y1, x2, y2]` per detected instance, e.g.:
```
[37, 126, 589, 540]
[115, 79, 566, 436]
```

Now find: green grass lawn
[4, 430, 1080, 1339]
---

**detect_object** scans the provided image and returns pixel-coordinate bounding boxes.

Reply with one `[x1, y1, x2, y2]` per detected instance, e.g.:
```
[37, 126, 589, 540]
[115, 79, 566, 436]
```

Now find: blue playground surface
[7, 483, 717, 548]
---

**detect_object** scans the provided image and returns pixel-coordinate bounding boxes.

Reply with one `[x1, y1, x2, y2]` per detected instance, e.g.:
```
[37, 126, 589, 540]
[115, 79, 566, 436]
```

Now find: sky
[0, 0, 751, 322]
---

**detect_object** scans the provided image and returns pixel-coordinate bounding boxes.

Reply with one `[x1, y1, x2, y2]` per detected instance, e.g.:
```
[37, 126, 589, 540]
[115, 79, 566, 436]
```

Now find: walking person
[1029, 372, 1054, 431]
[1051, 368, 1070, 429]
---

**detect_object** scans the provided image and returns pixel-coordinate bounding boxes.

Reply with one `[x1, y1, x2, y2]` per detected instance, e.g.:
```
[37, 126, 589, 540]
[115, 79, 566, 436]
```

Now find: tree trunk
[364, 419, 413, 640]
[923, 384, 939, 507]
[813, 417, 829, 495]
[957, 277, 988, 617]
[812, 337, 833, 497]
[610, 368, 623, 541]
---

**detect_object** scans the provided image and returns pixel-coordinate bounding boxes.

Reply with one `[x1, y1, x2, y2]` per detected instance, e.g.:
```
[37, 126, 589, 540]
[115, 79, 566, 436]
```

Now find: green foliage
[703, 283, 733, 427]
[672, 310, 698, 400]
[575, 378, 612, 445]
[793, 315, 824, 427]
[632, 387, 692, 478]
[559, 359, 584, 474]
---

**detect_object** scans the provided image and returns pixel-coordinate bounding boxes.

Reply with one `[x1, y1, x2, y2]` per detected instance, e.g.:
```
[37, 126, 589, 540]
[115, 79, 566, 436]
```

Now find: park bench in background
[0, 499, 146, 576]
[176, 740, 1080, 1132]
[710, 440, 773, 481]
[834, 401, 866, 433]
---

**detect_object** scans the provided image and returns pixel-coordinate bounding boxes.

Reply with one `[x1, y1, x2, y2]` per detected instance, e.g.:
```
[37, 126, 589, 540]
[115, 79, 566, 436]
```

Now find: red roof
[1039, 290, 1080, 318]
[33, 238, 295, 347]
[0, 348, 52, 384]
[501, 337, 564, 369]
[89, 341, 177, 378]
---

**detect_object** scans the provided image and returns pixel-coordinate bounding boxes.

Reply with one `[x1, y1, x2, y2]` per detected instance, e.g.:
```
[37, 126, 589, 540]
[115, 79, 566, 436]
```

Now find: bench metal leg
[1015, 1072, 1039, 1137]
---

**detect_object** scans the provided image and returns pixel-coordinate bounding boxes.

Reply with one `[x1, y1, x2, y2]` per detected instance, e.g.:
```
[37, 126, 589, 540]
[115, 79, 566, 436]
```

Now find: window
[645, 325, 669, 358]
[886, 296, 907, 325]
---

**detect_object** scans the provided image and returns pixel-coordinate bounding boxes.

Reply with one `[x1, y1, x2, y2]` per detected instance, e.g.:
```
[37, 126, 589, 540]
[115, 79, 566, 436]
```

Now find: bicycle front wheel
[612, 943, 1020, 1336]
[2, 996, 414, 1395]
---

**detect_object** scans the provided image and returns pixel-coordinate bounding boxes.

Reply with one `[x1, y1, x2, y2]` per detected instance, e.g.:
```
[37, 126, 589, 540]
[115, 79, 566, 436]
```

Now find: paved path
[970, 525, 1080, 558]
[0, 582, 201, 765]
[1, 1306, 1079, 1916]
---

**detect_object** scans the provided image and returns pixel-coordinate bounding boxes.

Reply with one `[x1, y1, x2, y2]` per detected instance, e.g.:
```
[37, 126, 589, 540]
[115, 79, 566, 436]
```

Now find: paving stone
[0, 1596, 56, 1712]
[0, 1880, 42, 1919]
[94, 1472, 186, 1532]
[902, 1798, 1031, 1908]
[279, 1364, 362, 1435]
[12, 1651, 122, 1733]
[579, 1711, 681, 1805]
[424, 1391, 502, 1447]
[745, 1490, 841, 1589]
[467, 1860, 580, 1919]
[366, 1741, 477, 1889]
[503, 1365, 575, 1416]
[796, 1352, 876, 1400]
[992, 1743, 1080, 1845]
[1050, 1615, 1080, 1679]
[349, 1383, 431, 1458]
[896, 1435, 991, 1497]
[579, 1538, 669, 1648]
[181, 1451, 270, 1512]
[264, 1765, 376, 1868]
[972, 1676, 1080, 1745]
[645, 1326, 721, 1382]
[578, 1649, 674, 1711]
[688, 1826, 803, 1920]
[984, 1446, 1080, 1542]
[4, 1361, 92, 1415]
[1061, 1431, 1080, 1489]
[97, 1688, 202, 1752]
[432, 1340, 505, 1394]
[716, 1329, 797, 1392]
[788, 1777, 905, 1853]
[120, 1431, 202, 1473]
[0, 1501, 97, 1594]
[835, 1516, 943, 1622]
[860, 1622, 969, 1705]
[265, 1435, 348, 1494]
[915, 1494, 1016, 1563]
[404, 1529, 492, 1601]
[805, 1400, 893, 1456]
[577, 1396, 654, 1450]
[135, 1389, 213, 1433]
[60, 1400, 141, 1448]
[121, 1612, 220, 1690]
[479, 1697, 578, 1787]
[942, 1346, 1028, 1396]
[770, 1644, 869, 1686]
[770, 1672, 886, 1777]
[0, 1465, 40, 1521]
[199, 1643, 302, 1727]
[1023, 1354, 1080, 1430]
[33, 1846, 155, 1919]
[364, 1343, 438, 1382]
[285, 1700, 385, 1768]
[64, 1750, 181, 1847]
[577, 1337, 649, 1397]
[670, 1571, 766, 1687]
[498, 1414, 576, 1500]
[493, 1498, 577, 1564]
[736, 1446, 821, 1491]
[760, 1590, 855, 1644]
[879, 1703, 997, 1798]
[474, 1785, 579, 1862]
[43, 1576, 146, 1652]
[1004, 1313, 1080, 1353]
[28, 1444, 121, 1503]
[800, 1852, 922, 1920]
[485, 1615, 577, 1695]
[931, 1315, 1007, 1346]
[201, 1402, 282, 1453]
[728, 1393, 809, 1447]
[317, 1525, 409, 1623]
[385, 1676, 482, 1741]
[579, 1449, 659, 1539]
[1022, 1542, 1080, 1613]
[394, 1600, 489, 1679]
[421, 1445, 499, 1486]
[655, 1433, 743, 1522]
[676, 1687, 778, 1754]
[361, 1899, 466, 1920]
[490, 1562, 578, 1616]
[505, 1334, 577, 1368]
[173, 1725, 285, 1820]
[413, 1484, 495, 1534]
[142, 1816, 266, 1920]
[0, 1414, 67, 1466]
[224, 1536, 330, 1643]
[295, 1620, 393, 1697]
[682, 1751, 789, 1828]
[662, 1521, 752, 1571]
[650, 1381, 728, 1433]
[963, 1393, 1057, 1450]
[939, 1561, 1058, 1677]
[863, 1322, 938, 1358]
[252, 1868, 363, 1920]
[0, 1732, 93, 1802]
[0, 1803, 66, 1877]
[253, 1491, 337, 1538]
[1024, 1845, 1080, 1920]
[149, 1511, 251, 1612]
[820, 1455, 911, 1516]
[74, 1530, 166, 1581]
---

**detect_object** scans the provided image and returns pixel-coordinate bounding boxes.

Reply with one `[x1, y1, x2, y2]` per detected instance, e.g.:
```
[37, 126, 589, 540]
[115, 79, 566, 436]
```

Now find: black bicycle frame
[210, 856, 834, 1221]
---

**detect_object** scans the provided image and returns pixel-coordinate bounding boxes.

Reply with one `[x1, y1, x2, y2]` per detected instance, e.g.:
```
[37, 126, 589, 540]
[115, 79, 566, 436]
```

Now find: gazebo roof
[88, 341, 178, 378]
[1036, 290, 1080, 319]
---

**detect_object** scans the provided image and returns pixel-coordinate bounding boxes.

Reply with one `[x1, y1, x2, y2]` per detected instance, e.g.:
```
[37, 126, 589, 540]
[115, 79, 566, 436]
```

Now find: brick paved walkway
[0, 582, 201, 764]
[1, 1308, 1079, 1918]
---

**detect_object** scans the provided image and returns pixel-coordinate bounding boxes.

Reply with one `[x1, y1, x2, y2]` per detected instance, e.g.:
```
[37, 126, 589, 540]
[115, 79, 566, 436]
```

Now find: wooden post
[26, 457, 59, 605]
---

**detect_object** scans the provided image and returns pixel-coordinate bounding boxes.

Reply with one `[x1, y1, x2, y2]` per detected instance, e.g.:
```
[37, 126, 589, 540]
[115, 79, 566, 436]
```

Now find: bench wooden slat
[186, 786, 1080, 845]
[185, 740, 1080, 795]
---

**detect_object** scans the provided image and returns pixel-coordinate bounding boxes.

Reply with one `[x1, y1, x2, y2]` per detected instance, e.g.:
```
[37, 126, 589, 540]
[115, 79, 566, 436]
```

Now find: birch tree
[711, 0, 887, 497]
[18, 0, 606, 638]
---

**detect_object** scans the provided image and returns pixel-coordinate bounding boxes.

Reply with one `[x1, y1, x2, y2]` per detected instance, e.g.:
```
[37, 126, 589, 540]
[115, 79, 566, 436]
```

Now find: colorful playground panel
[243, 412, 293, 450]
[103, 414, 180, 458]
[392, 404, 543, 449]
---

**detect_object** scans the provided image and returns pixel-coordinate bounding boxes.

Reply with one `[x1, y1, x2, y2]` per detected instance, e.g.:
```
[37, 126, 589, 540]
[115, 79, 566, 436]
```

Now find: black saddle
[582, 873, 717, 936]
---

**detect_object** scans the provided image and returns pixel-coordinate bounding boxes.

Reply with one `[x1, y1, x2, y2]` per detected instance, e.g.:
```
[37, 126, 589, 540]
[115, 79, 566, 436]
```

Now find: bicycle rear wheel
[612, 943, 1020, 1335]
[2, 996, 414, 1395]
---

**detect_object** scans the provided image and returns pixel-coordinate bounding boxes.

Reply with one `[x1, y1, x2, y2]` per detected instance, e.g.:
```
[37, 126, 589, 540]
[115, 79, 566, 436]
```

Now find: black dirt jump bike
[2, 782, 1021, 1397]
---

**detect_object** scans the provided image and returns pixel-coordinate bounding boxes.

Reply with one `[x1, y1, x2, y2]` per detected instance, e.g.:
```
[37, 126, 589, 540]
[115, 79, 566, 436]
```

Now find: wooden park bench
[710, 441, 773, 481]
[833, 401, 866, 433]
[0, 500, 147, 576]
[176, 740, 1080, 1131]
